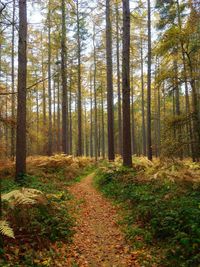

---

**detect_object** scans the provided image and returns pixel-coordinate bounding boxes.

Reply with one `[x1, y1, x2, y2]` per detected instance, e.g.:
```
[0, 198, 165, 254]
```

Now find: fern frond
[2, 188, 46, 207]
[0, 220, 14, 239]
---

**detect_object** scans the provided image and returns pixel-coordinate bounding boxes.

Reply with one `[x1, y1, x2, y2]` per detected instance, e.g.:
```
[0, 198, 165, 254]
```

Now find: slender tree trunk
[11, 0, 15, 160]
[89, 67, 93, 157]
[57, 74, 61, 152]
[41, 40, 47, 154]
[147, 0, 152, 161]
[115, 1, 122, 155]
[122, 0, 132, 167]
[101, 83, 105, 159]
[69, 72, 73, 155]
[157, 83, 161, 156]
[61, 0, 69, 154]
[93, 27, 98, 161]
[131, 68, 136, 155]
[15, 0, 27, 180]
[77, 0, 82, 156]
[47, 1, 52, 156]
[106, 0, 115, 161]
[140, 39, 146, 156]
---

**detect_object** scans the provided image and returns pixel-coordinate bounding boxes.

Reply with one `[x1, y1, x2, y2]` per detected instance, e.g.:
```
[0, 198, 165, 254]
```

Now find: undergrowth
[0, 155, 95, 266]
[95, 162, 200, 267]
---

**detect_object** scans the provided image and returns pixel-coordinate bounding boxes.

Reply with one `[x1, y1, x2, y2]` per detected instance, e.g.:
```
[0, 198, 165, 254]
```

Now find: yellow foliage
[132, 157, 200, 184]
[0, 220, 15, 239]
[2, 188, 47, 207]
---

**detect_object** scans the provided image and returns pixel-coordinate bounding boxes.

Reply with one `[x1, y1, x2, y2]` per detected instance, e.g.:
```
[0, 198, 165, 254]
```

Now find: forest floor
[67, 173, 138, 267]
[0, 156, 200, 266]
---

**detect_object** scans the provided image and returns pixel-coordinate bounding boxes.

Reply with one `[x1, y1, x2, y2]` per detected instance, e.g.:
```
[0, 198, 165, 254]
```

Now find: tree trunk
[11, 0, 15, 160]
[101, 83, 105, 159]
[140, 38, 146, 156]
[106, 0, 115, 161]
[115, 1, 122, 156]
[15, 0, 27, 180]
[47, 1, 52, 156]
[93, 26, 98, 161]
[147, 0, 152, 161]
[122, 0, 132, 167]
[89, 67, 93, 157]
[77, 0, 82, 156]
[61, 0, 69, 154]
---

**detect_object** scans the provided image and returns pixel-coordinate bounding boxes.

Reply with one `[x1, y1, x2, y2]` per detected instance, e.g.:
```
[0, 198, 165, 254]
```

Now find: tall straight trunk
[11, 0, 15, 160]
[106, 0, 115, 161]
[84, 105, 89, 156]
[115, 1, 122, 155]
[53, 78, 56, 151]
[5, 76, 8, 157]
[89, 67, 93, 157]
[140, 38, 146, 156]
[147, 0, 152, 161]
[157, 84, 161, 156]
[163, 82, 166, 118]
[93, 27, 98, 161]
[15, 0, 27, 179]
[57, 74, 61, 152]
[41, 34, 46, 125]
[122, 0, 132, 167]
[154, 69, 158, 157]
[47, 2, 52, 156]
[69, 72, 73, 155]
[77, 0, 82, 156]
[101, 83, 105, 159]
[36, 86, 39, 154]
[131, 69, 136, 155]
[61, 0, 68, 154]
[174, 58, 180, 116]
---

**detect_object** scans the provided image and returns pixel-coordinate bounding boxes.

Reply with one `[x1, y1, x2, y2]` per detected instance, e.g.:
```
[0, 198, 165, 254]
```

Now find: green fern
[0, 220, 14, 239]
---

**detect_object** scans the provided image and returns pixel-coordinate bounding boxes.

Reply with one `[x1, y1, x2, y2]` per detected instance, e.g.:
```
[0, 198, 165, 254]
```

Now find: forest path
[67, 173, 139, 267]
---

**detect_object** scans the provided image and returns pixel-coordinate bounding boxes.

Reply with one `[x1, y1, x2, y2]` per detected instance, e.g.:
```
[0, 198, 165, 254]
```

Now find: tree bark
[77, 0, 82, 156]
[61, 0, 69, 154]
[15, 0, 27, 180]
[106, 0, 115, 161]
[140, 38, 146, 156]
[47, 1, 52, 156]
[115, 1, 122, 156]
[147, 0, 152, 161]
[122, 0, 132, 167]
[11, 0, 15, 160]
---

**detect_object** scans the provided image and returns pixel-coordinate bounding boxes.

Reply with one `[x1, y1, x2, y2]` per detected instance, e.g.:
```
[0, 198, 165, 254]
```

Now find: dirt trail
[67, 173, 139, 267]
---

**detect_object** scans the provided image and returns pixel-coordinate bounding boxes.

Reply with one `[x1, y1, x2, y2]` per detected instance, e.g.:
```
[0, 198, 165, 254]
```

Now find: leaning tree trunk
[15, 0, 27, 180]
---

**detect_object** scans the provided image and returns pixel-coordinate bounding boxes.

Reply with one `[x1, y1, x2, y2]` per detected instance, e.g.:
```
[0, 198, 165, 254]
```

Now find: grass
[95, 162, 200, 267]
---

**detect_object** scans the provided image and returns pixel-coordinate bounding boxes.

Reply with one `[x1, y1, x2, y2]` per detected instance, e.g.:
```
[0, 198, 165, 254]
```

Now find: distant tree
[61, 0, 69, 154]
[147, 0, 152, 161]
